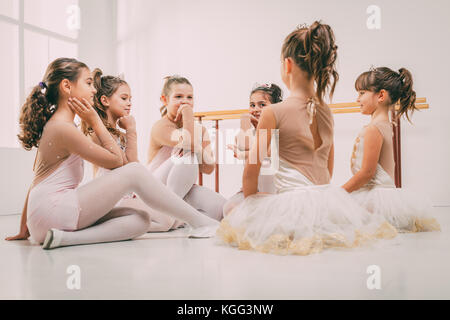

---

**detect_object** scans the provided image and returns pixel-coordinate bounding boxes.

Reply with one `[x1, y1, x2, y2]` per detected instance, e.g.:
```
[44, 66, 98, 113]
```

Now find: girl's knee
[151, 215, 176, 232]
[135, 210, 151, 231]
[121, 162, 150, 184]
[173, 154, 199, 173]
[212, 207, 224, 221]
[123, 162, 146, 174]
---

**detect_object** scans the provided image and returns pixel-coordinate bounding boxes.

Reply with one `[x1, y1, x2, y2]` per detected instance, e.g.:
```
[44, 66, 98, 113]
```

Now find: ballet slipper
[42, 228, 64, 250]
[187, 221, 220, 238]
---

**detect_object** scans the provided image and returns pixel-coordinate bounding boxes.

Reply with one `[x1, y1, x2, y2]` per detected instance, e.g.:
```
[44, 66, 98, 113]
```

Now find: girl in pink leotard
[5, 58, 219, 249]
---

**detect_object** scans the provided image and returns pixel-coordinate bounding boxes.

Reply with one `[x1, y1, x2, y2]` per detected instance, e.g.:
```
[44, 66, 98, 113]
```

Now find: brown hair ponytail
[18, 58, 88, 150]
[282, 21, 339, 105]
[397, 68, 417, 121]
[355, 67, 417, 121]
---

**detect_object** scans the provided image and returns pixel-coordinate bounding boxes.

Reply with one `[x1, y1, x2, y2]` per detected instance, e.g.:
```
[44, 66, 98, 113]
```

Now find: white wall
[2, 0, 449, 216]
[0, 0, 114, 215]
[78, 0, 116, 75]
[0, 148, 35, 215]
[115, 0, 450, 205]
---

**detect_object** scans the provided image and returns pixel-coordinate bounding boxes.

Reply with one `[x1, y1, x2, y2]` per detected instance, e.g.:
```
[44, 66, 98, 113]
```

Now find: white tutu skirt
[351, 186, 441, 233]
[217, 185, 398, 256]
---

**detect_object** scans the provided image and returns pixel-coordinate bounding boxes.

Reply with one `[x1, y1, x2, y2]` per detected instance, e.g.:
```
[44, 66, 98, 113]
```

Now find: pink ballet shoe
[42, 228, 64, 250]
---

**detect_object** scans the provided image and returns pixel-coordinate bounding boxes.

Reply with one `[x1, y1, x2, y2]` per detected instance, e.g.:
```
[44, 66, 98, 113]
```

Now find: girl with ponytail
[217, 21, 397, 256]
[5, 58, 219, 249]
[343, 66, 440, 233]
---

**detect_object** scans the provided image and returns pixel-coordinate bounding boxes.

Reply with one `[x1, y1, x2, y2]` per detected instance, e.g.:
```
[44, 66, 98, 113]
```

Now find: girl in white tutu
[342, 67, 440, 233]
[217, 21, 397, 256]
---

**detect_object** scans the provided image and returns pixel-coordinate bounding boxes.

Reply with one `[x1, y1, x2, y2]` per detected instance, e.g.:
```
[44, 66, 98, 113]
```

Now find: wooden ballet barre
[195, 98, 428, 120]
[195, 98, 429, 192]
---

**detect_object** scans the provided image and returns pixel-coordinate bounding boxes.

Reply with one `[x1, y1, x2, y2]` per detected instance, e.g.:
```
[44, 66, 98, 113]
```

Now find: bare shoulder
[266, 100, 289, 126]
[44, 120, 80, 136]
[151, 117, 177, 134]
[258, 106, 277, 129]
[364, 124, 383, 143]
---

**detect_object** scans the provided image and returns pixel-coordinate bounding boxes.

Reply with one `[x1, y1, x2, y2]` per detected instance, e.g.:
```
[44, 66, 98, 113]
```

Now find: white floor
[1, 208, 450, 300]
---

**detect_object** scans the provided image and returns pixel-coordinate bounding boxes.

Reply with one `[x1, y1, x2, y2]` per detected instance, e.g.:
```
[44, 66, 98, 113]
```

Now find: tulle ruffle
[217, 185, 398, 256]
[351, 186, 441, 233]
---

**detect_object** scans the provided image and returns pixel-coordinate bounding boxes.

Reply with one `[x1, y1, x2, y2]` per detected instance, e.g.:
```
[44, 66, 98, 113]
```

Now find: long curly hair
[17, 58, 88, 150]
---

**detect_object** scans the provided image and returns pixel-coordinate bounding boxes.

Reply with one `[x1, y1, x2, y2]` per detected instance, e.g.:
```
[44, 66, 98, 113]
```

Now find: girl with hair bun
[217, 21, 397, 256]
[343, 66, 441, 233]
[223, 83, 283, 216]
[5, 58, 219, 249]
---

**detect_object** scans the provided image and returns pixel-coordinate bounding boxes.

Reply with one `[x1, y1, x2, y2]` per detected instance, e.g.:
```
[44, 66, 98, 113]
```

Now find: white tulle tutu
[351, 186, 440, 233]
[217, 159, 397, 256]
[349, 125, 440, 233]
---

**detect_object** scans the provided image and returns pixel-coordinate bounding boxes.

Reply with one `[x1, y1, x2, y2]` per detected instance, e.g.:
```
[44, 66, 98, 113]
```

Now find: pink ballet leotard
[26, 120, 122, 244]
[27, 153, 83, 244]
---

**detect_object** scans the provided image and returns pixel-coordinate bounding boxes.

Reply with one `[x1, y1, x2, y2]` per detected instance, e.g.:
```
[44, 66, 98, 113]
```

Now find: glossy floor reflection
[1, 207, 449, 299]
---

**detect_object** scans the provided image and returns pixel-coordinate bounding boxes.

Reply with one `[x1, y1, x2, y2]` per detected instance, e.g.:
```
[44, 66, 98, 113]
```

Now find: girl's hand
[249, 112, 259, 128]
[227, 144, 239, 158]
[175, 103, 193, 122]
[68, 97, 101, 127]
[5, 229, 30, 241]
[117, 115, 136, 131]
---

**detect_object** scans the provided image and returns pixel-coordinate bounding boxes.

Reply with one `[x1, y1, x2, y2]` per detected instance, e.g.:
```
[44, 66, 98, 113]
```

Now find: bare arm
[342, 126, 383, 193]
[158, 105, 198, 152]
[88, 131, 127, 177]
[124, 129, 138, 163]
[243, 107, 276, 198]
[328, 143, 334, 178]
[199, 126, 215, 175]
[57, 121, 123, 169]
[152, 111, 205, 166]
[151, 120, 184, 149]
[117, 115, 138, 163]
[66, 97, 123, 168]
[180, 106, 198, 152]
[5, 188, 31, 241]
[236, 114, 253, 151]
[227, 114, 255, 161]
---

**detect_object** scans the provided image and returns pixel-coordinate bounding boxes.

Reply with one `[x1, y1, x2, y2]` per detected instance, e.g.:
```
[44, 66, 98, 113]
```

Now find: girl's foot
[42, 228, 64, 250]
[188, 221, 220, 238]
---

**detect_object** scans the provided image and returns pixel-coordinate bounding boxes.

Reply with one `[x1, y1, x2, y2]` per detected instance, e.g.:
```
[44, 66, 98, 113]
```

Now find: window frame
[0, 0, 79, 147]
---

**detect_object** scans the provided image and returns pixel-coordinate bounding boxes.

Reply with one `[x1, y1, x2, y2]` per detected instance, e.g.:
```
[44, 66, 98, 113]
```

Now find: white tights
[55, 162, 218, 247]
[148, 152, 226, 231]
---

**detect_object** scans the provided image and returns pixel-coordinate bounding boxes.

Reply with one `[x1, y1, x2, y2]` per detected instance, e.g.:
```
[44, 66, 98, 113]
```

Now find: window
[0, 0, 79, 148]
